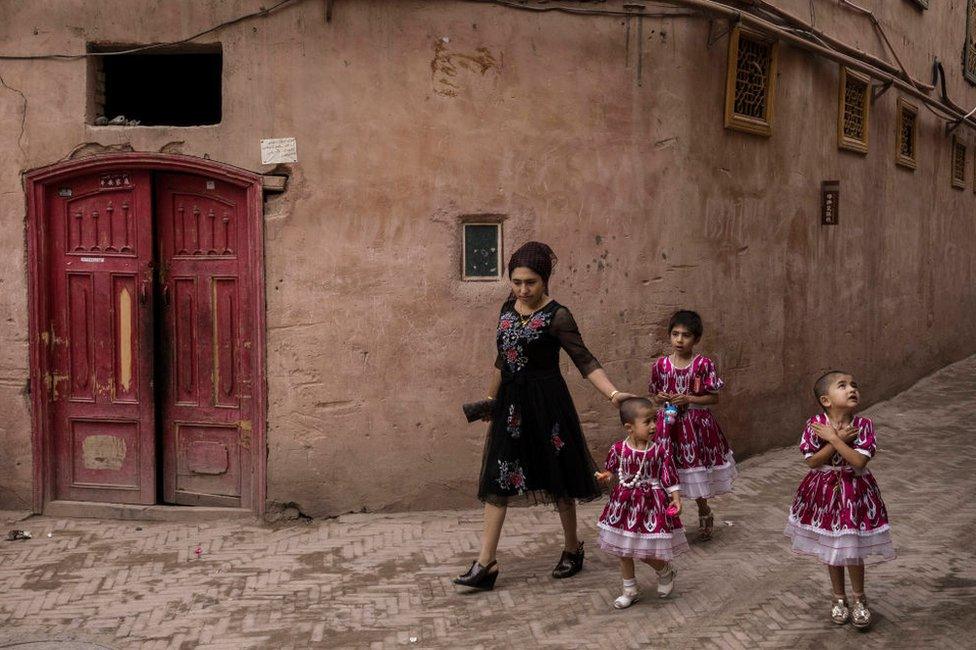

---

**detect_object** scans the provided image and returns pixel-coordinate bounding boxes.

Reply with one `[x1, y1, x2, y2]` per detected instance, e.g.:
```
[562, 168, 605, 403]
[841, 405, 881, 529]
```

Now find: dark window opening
[89, 44, 222, 126]
[462, 222, 501, 280]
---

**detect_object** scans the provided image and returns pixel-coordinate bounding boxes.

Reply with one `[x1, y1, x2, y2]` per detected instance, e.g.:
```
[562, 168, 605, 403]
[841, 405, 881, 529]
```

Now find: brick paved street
[2, 357, 975, 649]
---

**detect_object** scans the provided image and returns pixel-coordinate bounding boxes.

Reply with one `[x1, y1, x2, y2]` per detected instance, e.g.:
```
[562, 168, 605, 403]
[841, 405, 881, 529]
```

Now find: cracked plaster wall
[0, 0, 974, 515]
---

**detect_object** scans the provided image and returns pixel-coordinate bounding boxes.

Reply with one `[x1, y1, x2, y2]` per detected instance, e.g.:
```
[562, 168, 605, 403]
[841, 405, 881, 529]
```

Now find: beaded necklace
[617, 438, 654, 489]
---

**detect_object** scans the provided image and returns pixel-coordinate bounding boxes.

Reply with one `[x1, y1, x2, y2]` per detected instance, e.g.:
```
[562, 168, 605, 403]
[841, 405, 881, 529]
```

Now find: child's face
[624, 407, 656, 443]
[820, 374, 860, 411]
[669, 324, 697, 354]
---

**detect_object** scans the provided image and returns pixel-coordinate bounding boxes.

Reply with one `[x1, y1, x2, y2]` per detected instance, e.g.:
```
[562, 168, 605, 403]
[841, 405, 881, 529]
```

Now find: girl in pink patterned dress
[595, 397, 686, 609]
[784, 371, 894, 630]
[648, 310, 736, 541]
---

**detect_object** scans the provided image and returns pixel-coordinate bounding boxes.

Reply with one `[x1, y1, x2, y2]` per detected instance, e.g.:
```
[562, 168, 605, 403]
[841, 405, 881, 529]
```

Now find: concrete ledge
[43, 501, 257, 523]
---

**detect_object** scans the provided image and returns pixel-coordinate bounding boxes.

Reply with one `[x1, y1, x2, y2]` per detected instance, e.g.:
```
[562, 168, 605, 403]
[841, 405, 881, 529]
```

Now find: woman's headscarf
[507, 241, 558, 289]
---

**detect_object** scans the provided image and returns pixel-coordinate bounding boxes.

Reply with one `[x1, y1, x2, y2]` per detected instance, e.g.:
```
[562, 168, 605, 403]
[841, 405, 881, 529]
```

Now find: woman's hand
[481, 397, 495, 421]
[811, 422, 839, 443]
[653, 392, 671, 405]
[611, 391, 637, 406]
[669, 493, 682, 516]
[594, 470, 614, 486]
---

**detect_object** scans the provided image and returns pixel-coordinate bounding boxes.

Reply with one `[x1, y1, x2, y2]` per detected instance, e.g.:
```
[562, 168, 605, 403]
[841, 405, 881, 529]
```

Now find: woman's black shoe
[552, 541, 584, 579]
[452, 560, 499, 591]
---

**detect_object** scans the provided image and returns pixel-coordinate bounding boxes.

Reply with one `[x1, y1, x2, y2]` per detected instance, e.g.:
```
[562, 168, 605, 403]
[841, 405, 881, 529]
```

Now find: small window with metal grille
[462, 221, 502, 280]
[895, 99, 918, 170]
[951, 137, 967, 189]
[838, 67, 870, 154]
[724, 26, 779, 137]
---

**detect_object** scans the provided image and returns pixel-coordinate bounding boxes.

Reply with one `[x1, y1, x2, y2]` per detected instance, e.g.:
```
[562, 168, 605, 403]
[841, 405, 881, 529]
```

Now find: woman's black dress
[478, 299, 603, 506]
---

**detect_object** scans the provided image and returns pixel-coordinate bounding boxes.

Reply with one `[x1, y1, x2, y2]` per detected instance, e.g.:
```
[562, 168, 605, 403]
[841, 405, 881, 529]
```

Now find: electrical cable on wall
[0, 0, 301, 61]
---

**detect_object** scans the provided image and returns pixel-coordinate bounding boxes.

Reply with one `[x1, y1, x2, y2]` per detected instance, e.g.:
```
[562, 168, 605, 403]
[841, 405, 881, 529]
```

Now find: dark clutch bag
[462, 399, 495, 423]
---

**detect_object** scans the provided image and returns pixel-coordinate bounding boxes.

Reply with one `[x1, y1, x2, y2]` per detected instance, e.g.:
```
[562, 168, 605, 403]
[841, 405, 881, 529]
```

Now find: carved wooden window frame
[895, 98, 918, 170]
[966, 1, 976, 85]
[838, 67, 870, 154]
[461, 220, 503, 281]
[951, 136, 967, 190]
[724, 26, 779, 137]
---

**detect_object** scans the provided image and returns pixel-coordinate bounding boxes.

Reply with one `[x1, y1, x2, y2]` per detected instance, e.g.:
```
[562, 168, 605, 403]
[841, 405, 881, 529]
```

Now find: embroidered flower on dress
[551, 422, 564, 453]
[507, 404, 521, 439]
[497, 460, 526, 493]
[496, 308, 553, 373]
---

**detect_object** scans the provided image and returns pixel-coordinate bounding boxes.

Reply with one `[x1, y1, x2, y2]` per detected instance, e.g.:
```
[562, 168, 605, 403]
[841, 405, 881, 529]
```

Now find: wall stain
[431, 39, 499, 97]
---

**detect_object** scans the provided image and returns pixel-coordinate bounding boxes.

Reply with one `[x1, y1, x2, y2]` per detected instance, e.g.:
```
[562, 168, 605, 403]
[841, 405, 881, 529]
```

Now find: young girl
[595, 397, 686, 609]
[648, 310, 736, 540]
[784, 371, 894, 630]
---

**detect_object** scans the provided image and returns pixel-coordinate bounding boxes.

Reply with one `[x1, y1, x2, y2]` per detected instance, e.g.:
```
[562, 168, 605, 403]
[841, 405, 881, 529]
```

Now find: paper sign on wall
[260, 138, 298, 165]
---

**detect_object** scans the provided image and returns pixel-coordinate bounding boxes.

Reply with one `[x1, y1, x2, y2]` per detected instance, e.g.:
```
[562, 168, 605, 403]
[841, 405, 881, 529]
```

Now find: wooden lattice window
[895, 99, 918, 170]
[724, 27, 779, 136]
[838, 68, 870, 153]
[951, 136, 967, 189]
[966, 1, 976, 85]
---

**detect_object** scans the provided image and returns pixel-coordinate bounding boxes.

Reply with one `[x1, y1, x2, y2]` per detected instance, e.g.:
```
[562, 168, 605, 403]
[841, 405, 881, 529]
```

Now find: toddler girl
[595, 397, 687, 609]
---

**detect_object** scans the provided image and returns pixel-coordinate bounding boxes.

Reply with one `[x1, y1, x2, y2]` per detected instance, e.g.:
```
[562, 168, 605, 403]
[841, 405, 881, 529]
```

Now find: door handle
[140, 277, 152, 304]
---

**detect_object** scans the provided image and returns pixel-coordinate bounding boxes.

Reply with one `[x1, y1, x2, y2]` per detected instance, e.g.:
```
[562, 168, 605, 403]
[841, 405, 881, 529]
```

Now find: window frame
[895, 98, 918, 171]
[724, 26, 779, 137]
[837, 67, 871, 154]
[86, 42, 223, 127]
[461, 221, 503, 281]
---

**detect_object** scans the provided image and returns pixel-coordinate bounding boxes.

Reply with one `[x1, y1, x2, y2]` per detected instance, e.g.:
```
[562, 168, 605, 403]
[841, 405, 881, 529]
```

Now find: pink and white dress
[648, 354, 736, 499]
[597, 435, 689, 561]
[784, 413, 895, 566]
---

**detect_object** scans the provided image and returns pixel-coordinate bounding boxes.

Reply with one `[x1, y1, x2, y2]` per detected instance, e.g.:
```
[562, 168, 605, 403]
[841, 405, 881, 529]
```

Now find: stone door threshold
[44, 500, 256, 522]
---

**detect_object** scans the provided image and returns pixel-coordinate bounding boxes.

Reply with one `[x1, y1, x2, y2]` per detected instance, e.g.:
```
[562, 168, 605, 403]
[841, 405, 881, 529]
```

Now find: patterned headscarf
[507, 241, 558, 285]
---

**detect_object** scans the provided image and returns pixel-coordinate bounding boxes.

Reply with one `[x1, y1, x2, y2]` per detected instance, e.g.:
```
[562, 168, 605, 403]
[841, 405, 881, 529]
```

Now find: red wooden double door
[45, 170, 257, 507]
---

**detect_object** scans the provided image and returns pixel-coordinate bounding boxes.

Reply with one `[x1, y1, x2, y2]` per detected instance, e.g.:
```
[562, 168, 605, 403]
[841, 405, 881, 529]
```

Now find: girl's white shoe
[656, 565, 676, 598]
[613, 586, 640, 609]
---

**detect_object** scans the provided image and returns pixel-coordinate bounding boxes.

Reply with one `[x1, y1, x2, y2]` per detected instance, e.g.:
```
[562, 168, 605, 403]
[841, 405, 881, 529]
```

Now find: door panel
[48, 171, 156, 504]
[156, 174, 252, 507]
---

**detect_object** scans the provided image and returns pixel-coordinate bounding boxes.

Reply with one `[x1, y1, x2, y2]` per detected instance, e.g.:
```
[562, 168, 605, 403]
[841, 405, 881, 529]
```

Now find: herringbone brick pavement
[2, 357, 975, 649]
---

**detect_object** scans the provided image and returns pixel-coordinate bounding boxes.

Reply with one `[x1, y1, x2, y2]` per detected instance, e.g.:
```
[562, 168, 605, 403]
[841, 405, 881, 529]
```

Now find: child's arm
[595, 444, 621, 486]
[667, 489, 682, 515]
[805, 442, 836, 468]
[669, 392, 717, 406]
[812, 423, 869, 469]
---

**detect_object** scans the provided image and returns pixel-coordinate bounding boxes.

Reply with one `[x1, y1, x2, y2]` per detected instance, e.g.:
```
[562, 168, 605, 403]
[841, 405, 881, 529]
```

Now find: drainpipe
[655, 0, 976, 131]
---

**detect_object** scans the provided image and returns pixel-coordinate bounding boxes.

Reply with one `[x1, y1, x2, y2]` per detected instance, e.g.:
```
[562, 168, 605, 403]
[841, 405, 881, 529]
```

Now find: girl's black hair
[814, 370, 850, 411]
[668, 310, 703, 341]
